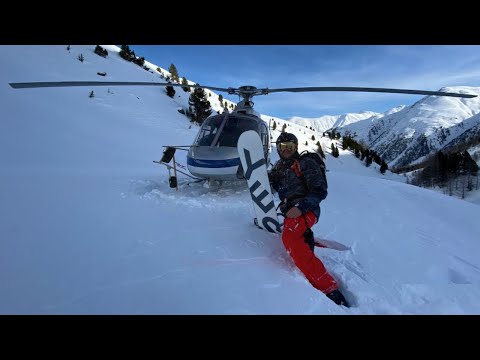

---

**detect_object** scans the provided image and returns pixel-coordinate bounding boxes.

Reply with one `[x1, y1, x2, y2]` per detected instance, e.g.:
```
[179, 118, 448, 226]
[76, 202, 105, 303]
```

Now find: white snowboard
[237, 131, 281, 234]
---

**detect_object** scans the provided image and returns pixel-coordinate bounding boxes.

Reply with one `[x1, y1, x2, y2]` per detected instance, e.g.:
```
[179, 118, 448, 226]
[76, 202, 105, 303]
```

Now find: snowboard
[237, 131, 281, 234]
[314, 237, 350, 251]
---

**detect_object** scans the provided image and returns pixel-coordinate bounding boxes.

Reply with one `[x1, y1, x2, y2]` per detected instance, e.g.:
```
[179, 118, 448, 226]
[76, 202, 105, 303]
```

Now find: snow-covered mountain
[292, 87, 480, 169]
[288, 111, 380, 134]
[443, 113, 480, 154]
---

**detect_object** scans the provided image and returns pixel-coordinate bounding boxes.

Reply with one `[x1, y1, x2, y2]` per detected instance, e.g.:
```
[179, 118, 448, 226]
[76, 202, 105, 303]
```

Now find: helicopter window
[195, 115, 224, 146]
[260, 123, 269, 147]
[195, 115, 260, 147]
[217, 116, 259, 147]
[197, 127, 217, 146]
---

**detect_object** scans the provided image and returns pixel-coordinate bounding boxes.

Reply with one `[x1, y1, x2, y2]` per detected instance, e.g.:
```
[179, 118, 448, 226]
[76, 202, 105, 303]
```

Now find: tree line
[118, 45, 215, 124]
[409, 150, 479, 197]
[342, 134, 388, 173]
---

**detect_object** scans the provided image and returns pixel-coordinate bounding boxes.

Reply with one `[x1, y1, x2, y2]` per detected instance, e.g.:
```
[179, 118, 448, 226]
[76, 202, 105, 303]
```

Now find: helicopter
[8, 80, 478, 187]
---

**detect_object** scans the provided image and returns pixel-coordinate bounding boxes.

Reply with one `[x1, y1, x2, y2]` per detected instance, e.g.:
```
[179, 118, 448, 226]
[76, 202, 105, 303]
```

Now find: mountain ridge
[290, 87, 480, 169]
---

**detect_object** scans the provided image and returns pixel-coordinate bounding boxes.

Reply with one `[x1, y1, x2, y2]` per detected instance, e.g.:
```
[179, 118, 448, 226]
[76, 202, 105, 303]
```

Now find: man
[268, 132, 349, 307]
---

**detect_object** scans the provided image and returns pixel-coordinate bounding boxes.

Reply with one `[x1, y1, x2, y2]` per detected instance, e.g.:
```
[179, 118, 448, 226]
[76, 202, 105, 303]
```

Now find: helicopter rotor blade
[263, 86, 477, 98]
[9, 82, 477, 99]
[8, 81, 232, 93]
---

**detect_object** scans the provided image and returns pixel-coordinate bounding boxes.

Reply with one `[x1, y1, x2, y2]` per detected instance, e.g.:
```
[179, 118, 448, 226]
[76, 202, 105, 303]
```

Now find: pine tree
[120, 45, 133, 61]
[181, 77, 190, 92]
[188, 84, 212, 124]
[166, 84, 175, 98]
[168, 63, 179, 83]
[94, 45, 108, 58]
[134, 56, 145, 67]
[316, 142, 325, 159]
[330, 144, 340, 157]
[380, 160, 388, 174]
[365, 149, 372, 167]
[463, 150, 479, 175]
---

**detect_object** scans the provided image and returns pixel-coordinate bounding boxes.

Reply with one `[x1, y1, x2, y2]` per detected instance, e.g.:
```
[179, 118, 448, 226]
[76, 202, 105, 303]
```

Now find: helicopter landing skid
[203, 179, 223, 189]
[177, 178, 205, 187]
[153, 160, 203, 190]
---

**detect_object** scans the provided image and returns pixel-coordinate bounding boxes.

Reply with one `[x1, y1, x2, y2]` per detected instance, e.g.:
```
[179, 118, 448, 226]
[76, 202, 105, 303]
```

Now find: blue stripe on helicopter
[187, 157, 241, 168]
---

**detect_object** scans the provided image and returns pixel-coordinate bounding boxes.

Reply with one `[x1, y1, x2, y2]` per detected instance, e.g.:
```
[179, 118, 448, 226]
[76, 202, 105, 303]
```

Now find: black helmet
[276, 132, 298, 145]
[276, 132, 298, 159]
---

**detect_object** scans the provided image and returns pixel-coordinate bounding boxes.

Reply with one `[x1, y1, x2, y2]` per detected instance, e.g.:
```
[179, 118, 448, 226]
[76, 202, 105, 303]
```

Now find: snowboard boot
[326, 289, 350, 307]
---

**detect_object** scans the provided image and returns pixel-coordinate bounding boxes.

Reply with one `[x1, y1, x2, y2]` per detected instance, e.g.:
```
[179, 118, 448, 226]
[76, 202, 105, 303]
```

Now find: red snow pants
[282, 211, 338, 294]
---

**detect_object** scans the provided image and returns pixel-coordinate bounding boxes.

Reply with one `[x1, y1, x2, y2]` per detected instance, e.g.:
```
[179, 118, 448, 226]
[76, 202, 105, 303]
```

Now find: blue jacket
[269, 152, 327, 220]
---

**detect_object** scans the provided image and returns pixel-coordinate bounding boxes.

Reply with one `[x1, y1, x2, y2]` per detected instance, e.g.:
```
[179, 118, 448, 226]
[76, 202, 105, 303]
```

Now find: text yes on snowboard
[237, 131, 281, 234]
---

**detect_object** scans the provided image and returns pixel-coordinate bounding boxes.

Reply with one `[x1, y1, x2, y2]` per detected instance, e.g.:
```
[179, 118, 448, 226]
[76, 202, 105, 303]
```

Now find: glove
[267, 171, 274, 183]
[279, 201, 292, 214]
[268, 170, 278, 183]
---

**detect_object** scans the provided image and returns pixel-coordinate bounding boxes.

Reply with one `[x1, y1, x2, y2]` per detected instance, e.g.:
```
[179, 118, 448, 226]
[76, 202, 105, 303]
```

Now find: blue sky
[130, 45, 480, 119]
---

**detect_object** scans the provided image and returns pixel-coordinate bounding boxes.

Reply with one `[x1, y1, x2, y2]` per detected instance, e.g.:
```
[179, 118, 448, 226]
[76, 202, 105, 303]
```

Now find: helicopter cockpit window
[218, 116, 259, 147]
[195, 115, 224, 146]
[195, 115, 260, 147]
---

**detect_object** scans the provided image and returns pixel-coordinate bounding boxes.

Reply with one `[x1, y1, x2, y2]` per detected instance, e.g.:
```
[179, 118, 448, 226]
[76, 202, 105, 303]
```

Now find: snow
[1, 45, 480, 315]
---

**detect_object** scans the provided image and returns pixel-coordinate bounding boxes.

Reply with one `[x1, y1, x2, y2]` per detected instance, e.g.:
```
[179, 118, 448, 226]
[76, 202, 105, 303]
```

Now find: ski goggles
[277, 142, 297, 151]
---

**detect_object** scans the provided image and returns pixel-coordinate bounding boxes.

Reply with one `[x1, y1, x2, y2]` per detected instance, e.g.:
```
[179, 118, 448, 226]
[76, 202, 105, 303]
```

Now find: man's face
[278, 141, 297, 159]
